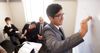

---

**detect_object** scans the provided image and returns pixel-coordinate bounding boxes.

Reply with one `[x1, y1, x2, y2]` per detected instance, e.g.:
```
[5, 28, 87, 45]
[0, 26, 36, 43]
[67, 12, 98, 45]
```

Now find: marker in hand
[80, 16, 92, 37]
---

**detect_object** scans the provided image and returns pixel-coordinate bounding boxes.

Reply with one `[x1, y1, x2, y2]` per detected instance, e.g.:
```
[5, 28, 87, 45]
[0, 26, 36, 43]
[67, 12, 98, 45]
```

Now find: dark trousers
[10, 36, 20, 46]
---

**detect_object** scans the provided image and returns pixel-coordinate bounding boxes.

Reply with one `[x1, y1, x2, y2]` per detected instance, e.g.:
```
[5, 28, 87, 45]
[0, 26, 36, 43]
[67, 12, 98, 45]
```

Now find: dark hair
[5, 17, 11, 22]
[31, 21, 36, 25]
[46, 4, 62, 18]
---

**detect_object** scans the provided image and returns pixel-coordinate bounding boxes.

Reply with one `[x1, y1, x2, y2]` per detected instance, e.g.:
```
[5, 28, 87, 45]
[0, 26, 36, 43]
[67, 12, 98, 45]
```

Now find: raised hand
[80, 16, 92, 37]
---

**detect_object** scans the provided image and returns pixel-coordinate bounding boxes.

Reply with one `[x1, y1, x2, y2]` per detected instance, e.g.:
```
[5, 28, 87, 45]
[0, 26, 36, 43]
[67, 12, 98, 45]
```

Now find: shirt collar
[54, 25, 61, 30]
[6, 24, 11, 27]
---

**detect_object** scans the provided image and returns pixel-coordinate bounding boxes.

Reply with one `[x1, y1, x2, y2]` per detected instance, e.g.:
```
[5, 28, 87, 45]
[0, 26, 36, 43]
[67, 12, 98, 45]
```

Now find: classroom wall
[9, 1, 25, 31]
[0, 0, 25, 32]
[0, 2, 12, 31]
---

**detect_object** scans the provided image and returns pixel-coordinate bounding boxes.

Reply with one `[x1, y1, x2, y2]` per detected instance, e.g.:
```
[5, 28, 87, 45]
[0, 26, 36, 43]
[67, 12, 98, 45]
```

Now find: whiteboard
[74, 0, 100, 53]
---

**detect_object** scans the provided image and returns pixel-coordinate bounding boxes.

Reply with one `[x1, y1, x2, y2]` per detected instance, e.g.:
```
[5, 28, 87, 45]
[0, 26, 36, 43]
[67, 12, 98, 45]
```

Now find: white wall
[0, 2, 12, 31]
[54, 0, 77, 37]
[0, 1, 25, 32]
[74, 0, 100, 53]
[9, 1, 25, 31]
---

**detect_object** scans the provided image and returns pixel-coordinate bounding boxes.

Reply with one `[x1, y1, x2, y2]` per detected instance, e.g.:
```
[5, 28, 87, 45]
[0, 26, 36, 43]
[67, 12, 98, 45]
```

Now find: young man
[21, 23, 30, 43]
[39, 4, 92, 53]
[3, 17, 20, 46]
[25, 22, 39, 42]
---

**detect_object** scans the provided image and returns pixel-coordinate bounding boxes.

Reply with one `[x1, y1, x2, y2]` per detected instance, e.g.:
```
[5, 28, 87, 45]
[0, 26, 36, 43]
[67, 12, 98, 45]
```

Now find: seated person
[36, 17, 47, 42]
[20, 23, 30, 43]
[25, 22, 39, 42]
[3, 17, 20, 46]
[37, 17, 47, 35]
[21, 22, 30, 37]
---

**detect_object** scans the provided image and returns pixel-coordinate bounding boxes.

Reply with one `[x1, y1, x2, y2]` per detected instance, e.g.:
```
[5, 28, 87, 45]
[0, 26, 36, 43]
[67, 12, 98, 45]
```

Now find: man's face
[39, 18, 44, 24]
[51, 10, 64, 26]
[6, 20, 11, 25]
[29, 24, 36, 29]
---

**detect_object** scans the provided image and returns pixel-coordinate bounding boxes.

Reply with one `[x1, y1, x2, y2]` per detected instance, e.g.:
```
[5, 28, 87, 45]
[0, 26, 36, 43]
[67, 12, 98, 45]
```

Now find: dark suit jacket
[3, 24, 18, 37]
[22, 23, 29, 34]
[36, 22, 47, 35]
[3, 24, 20, 45]
[39, 23, 84, 53]
[25, 28, 38, 42]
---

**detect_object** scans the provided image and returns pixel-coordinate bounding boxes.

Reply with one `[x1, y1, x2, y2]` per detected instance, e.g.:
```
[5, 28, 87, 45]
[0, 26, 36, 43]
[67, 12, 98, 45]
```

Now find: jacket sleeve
[43, 29, 84, 52]
[22, 24, 29, 34]
[3, 26, 8, 34]
[12, 24, 18, 32]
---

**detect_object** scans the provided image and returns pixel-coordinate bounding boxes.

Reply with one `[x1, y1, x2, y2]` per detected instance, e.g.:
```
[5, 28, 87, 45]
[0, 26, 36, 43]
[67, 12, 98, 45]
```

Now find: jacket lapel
[49, 23, 65, 40]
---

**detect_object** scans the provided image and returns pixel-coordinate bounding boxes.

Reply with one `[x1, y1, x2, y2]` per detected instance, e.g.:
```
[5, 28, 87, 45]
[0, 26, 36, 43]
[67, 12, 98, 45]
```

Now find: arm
[12, 24, 18, 31]
[43, 29, 84, 52]
[22, 24, 29, 34]
[11, 24, 19, 33]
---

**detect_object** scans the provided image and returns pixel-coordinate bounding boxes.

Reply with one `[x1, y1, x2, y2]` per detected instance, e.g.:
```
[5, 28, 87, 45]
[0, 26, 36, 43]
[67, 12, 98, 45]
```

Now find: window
[22, 0, 53, 23]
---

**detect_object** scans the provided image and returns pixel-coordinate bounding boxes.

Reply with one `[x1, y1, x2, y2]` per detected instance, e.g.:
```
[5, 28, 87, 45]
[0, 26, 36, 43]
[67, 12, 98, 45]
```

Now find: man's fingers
[81, 16, 92, 24]
[79, 16, 92, 37]
[86, 16, 92, 21]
